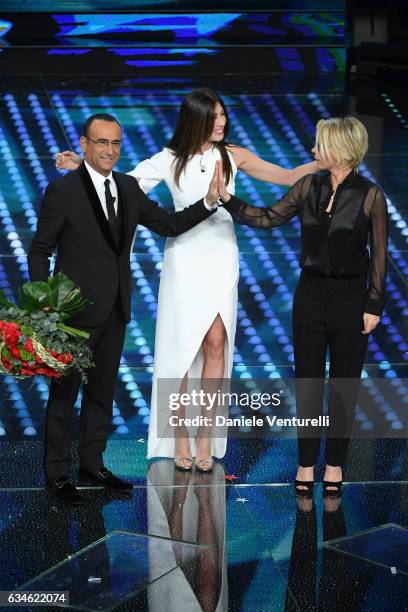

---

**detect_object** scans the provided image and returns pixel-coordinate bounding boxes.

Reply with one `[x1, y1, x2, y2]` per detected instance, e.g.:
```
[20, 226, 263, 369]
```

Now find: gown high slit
[129, 146, 239, 458]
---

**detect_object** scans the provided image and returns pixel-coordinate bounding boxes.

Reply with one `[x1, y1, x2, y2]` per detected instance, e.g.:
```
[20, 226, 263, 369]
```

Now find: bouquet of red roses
[0, 272, 93, 381]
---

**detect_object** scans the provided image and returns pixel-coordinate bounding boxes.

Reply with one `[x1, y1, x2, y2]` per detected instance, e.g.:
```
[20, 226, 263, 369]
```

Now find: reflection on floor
[1, 444, 408, 611]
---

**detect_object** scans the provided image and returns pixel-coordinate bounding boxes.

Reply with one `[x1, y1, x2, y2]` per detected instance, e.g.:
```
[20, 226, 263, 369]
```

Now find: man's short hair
[82, 113, 121, 137]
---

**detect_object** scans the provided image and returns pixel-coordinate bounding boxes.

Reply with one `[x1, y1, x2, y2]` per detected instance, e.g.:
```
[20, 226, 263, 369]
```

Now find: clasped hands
[206, 160, 231, 207]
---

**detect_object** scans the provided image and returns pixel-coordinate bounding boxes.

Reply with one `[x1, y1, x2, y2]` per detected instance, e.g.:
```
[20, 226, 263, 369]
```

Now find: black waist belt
[299, 270, 366, 294]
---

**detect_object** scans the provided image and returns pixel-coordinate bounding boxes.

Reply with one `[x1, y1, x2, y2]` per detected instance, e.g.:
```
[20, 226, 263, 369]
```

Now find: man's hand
[55, 151, 82, 171]
[218, 160, 231, 202]
[205, 160, 220, 206]
[362, 312, 380, 334]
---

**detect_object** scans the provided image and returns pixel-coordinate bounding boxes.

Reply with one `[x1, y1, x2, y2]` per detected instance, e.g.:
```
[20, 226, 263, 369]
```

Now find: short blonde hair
[315, 116, 368, 170]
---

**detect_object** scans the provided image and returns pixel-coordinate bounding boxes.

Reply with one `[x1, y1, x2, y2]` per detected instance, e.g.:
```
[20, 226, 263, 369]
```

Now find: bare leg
[196, 314, 226, 470]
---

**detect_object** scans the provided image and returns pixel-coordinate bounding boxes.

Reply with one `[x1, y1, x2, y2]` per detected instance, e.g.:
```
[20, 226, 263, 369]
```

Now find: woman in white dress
[56, 88, 317, 472]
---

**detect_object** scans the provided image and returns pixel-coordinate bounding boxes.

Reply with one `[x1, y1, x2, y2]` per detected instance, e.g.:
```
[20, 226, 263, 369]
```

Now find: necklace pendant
[201, 168, 205, 173]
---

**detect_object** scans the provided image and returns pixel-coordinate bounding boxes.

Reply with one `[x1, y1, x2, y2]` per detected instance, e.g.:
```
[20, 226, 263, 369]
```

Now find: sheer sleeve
[127, 148, 171, 194]
[222, 174, 313, 229]
[364, 186, 388, 316]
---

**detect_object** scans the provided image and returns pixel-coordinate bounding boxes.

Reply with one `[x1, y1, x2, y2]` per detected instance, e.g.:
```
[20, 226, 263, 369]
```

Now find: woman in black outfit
[218, 116, 388, 497]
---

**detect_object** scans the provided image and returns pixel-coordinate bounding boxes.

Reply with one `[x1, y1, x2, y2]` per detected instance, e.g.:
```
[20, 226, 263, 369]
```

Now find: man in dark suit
[28, 113, 220, 505]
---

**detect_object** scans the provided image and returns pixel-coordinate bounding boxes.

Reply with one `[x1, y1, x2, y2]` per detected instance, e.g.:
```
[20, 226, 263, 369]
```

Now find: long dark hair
[167, 88, 233, 188]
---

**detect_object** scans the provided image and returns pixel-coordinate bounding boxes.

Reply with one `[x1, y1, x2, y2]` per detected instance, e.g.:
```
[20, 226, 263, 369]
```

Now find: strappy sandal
[174, 457, 193, 472]
[194, 427, 213, 473]
[323, 480, 342, 498]
[195, 457, 214, 473]
[294, 479, 314, 498]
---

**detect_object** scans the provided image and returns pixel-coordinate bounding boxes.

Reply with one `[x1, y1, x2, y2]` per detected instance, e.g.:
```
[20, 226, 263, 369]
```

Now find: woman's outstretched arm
[54, 149, 167, 194]
[55, 151, 81, 171]
[230, 146, 318, 186]
[220, 163, 313, 229]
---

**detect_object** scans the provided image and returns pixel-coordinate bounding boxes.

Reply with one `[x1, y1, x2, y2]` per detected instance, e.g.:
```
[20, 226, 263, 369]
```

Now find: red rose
[25, 338, 34, 353]
[36, 367, 50, 375]
[56, 354, 73, 364]
[21, 368, 35, 376]
[10, 347, 21, 359]
[1, 358, 11, 370]
[4, 323, 21, 347]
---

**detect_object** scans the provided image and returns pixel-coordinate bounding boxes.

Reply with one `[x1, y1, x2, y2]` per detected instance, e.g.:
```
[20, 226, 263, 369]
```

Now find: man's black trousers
[44, 299, 126, 480]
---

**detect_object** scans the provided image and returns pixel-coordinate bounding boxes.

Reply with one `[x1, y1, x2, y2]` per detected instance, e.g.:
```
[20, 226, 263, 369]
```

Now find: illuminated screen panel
[0, 1, 345, 11]
[1, 12, 345, 47]
[0, 46, 346, 75]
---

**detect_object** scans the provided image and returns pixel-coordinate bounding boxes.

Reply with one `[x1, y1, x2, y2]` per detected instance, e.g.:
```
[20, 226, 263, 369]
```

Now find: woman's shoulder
[294, 172, 318, 187]
[134, 147, 174, 169]
[151, 147, 176, 162]
[351, 172, 384, 199]
[357, 173, 378, 189]
[161, 146, 175, 156]
[224, 144, 243, 172]
[225, 144, 245, 162]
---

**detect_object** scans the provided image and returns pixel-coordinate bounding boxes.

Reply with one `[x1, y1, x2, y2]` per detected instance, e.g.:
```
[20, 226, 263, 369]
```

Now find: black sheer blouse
[223, 171, 388, 316]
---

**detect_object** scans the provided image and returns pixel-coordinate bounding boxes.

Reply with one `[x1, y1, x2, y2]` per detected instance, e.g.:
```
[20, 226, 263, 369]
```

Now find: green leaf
[0, 290, 14, 308]
[17, 273, 89, 319]
[20, 348, 32, 361]
[18, 281, 52, 312]
[47, 272, 76, 308]
[57, 323, 90, 339]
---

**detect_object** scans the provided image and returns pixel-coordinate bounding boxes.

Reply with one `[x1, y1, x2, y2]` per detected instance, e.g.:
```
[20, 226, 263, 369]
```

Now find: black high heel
[294, 479, 314, 498]
[323, 480, 342, 498]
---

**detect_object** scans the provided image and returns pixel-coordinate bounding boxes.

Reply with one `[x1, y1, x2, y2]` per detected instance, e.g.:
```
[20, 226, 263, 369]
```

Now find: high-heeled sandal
[195, 428, 213, 473]
[322, 480, 342, 497]
[174, 457, 193, 472]
[195, 457, 214, 473]
[294, 479, 314, 498]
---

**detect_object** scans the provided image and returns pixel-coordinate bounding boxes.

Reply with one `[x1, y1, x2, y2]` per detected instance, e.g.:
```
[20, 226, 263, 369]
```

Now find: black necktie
[104, 179, 117, 230]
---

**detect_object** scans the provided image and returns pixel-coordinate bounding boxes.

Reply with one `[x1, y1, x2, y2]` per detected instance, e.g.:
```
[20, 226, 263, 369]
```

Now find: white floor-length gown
[129, 146, 238, 459]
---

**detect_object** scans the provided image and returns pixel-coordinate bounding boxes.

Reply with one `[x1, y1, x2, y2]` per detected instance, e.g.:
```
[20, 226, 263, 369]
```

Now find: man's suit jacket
[28, 162, 215, 327]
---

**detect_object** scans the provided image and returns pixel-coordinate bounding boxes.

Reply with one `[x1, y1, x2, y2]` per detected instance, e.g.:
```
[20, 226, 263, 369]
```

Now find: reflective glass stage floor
[1, 444, 408, 611]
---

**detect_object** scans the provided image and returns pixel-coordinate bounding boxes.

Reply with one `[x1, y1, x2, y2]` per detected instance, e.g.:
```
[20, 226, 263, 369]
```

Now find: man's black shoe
[78, 467, 133, 493]
[45, 476, 85, 506]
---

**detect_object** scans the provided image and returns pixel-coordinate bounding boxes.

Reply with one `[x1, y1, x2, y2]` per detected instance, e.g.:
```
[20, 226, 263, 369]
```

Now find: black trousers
[44, 299, 126, 480]
[292, 271, 369, 468]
